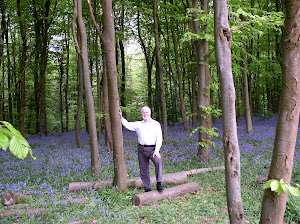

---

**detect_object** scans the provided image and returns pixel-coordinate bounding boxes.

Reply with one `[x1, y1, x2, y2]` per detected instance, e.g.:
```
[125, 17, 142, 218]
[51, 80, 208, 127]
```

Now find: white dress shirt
[121, 117, 163, 153]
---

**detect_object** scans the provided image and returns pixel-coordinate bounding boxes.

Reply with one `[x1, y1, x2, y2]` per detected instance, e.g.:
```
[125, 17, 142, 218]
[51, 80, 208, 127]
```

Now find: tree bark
[102, 54, 113, 153]
[75, 0, 100, 174]
[69, 166, 224, 192]
[214, 0, 245, 223]
[259, 1, 300, 223]
[153, 0, 168, 141]
[1, 192, 32, 206]
[133, 182, 200, 206]
[17, 0, 27, 136]
[242, 43, 253, 134]
[101, 0, 128, 192]
[0, 208, 47, 218]
[170, 0, 189, 131]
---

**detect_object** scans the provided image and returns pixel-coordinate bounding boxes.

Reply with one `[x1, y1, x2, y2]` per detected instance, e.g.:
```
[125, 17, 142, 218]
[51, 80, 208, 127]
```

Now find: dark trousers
[138, 144, 162, 190]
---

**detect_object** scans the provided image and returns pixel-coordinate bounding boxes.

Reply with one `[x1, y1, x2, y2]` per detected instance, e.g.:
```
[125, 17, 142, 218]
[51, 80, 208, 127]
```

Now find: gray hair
[141, 106, 151, 114]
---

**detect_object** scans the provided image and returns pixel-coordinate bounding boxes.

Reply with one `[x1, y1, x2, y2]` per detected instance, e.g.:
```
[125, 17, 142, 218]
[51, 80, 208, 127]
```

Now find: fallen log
[68, 219, 98, 224]
[6, 197, 90, 209]
[69, 172, 187, 192]
[183, 166, 225, 176]
[1, 192, 32, 206]
[133, 182, 200, 206]
[0, 208, 47, 218]
[69, 166, 224, 192]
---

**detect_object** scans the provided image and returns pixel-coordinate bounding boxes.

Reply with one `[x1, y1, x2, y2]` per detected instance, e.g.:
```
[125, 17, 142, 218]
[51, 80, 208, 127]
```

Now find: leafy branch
[264, 179, 300, 196]
[0, 121, 36, 160]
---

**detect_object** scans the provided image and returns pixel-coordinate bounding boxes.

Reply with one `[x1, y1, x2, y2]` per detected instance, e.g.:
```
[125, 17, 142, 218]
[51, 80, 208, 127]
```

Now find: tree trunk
[170, 0, 189, 131]
[59, 55, 64, 132]
[133, 182, 200, 206]
[259, 1, 300, 223]
[17, 0, 27, 136]
[75, 32, 83, 148]
[119, 0, 126, 111]
[242, 43, 253, 134]
[214, 1, 245, 223]
[76, 0, 100, 174]
[153, 0, 168, 141]
[102, 54, 113, 153]
[192, 0, 211, 162]
[101, 0, 128, 193]
[65, 34, 70, 132]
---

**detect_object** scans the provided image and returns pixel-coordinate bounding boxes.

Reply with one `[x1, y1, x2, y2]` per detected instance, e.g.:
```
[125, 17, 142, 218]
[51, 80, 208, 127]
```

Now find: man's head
[141, 106, 151, 122]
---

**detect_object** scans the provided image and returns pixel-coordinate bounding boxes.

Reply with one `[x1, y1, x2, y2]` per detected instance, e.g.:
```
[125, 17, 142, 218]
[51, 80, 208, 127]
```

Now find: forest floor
[0, 115, 300, 223]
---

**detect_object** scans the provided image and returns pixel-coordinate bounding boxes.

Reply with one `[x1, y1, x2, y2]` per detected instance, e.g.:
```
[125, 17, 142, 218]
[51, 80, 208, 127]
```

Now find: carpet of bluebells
[0, 115, 299, 223]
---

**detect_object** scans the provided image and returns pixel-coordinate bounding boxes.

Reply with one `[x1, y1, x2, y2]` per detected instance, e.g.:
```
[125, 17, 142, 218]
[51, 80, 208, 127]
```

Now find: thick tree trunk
[153, 0, 168, 141]
[133, 182, 200, 206]
[76, 0, 100, 174]
[192, 0, 211, 162]
[101, 0, 128, 193]
[259, 1, 300, 223]
[214, 1, 245, 223]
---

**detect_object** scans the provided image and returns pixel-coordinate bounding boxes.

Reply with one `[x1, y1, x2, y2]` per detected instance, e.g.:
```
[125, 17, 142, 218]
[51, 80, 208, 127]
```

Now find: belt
[139, 144, 155, 147]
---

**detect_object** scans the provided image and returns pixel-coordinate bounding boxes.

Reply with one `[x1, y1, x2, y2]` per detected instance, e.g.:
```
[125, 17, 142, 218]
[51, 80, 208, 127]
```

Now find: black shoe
[145, 188, 152, 192]
[157, 182, 164, 192]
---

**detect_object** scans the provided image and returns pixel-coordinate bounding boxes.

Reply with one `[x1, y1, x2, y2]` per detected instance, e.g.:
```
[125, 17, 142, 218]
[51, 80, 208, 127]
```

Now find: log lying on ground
[69, 166, 224, 192]
[69, 172, 187, 192]
[183, 166, 225, 176]
[68, 219, 98, 224]
[1, 192, 32, 206]
[6, 198, 89, 209]
[133, 182, 200, 206]
[0, 208, 47, 218]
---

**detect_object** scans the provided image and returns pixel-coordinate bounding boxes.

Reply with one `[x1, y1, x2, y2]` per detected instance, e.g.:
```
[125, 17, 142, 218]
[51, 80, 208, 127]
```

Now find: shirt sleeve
[121, 117, 138, 132]
[154, 121, 163, 153]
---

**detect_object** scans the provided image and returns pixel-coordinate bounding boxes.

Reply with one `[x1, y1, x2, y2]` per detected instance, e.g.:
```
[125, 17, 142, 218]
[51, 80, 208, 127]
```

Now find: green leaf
[275, 185, 283, 195]
[281, 183, 290, 194]
[270, 180, 279, 192]
[2, 121, 21, 136]
[263, 179, 273, 189]
[237, 8, 244, 14]
[290, 187, 300, 196]
[9, 135, 29, 160]
[0, 132, 10, 150]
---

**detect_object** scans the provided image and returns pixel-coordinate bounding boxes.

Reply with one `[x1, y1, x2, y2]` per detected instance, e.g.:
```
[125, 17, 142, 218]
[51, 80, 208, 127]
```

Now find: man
[119, 106, 164, 192]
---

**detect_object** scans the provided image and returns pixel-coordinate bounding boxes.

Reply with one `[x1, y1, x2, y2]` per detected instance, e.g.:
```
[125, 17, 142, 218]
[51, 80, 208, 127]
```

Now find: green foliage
[0, 121, 36, 160]
[263, 179, 300, 196]
[190, 126, 219, 148]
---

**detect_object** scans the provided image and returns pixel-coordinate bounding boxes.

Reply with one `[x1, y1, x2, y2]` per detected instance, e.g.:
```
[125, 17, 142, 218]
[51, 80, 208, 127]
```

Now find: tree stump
[1, 192, 32, 206]
[0, 208, 47, 218]
[133, 182, 200, 206]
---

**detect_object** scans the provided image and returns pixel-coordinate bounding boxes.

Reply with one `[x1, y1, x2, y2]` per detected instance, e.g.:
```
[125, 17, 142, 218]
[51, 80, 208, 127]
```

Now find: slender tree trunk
[214, 0, 245, 223]
[170, 0, 189, 131]
[260, 1, 300, 223]
[76, 0, 100, 174]
[119, 0, 126, 112]
[101, 0, 128, 192]
[17, 0, 27, 135]
[65, 34, 70, 132]
[153, 0, 168, 141]
[59, 55, 64, 132]
[242, 43, 253, 134]
[75, 52, 83, 148]
[102, 55, 113, 153]
[95, 34, 102, 141]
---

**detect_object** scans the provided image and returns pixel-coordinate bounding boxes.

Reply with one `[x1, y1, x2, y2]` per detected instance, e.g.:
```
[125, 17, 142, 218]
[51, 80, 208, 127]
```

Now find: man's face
[142, 108, 151, 122]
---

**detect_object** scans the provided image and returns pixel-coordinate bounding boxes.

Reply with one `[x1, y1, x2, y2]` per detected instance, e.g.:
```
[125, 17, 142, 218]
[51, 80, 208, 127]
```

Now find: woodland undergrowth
[0, 115, 299, 223]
